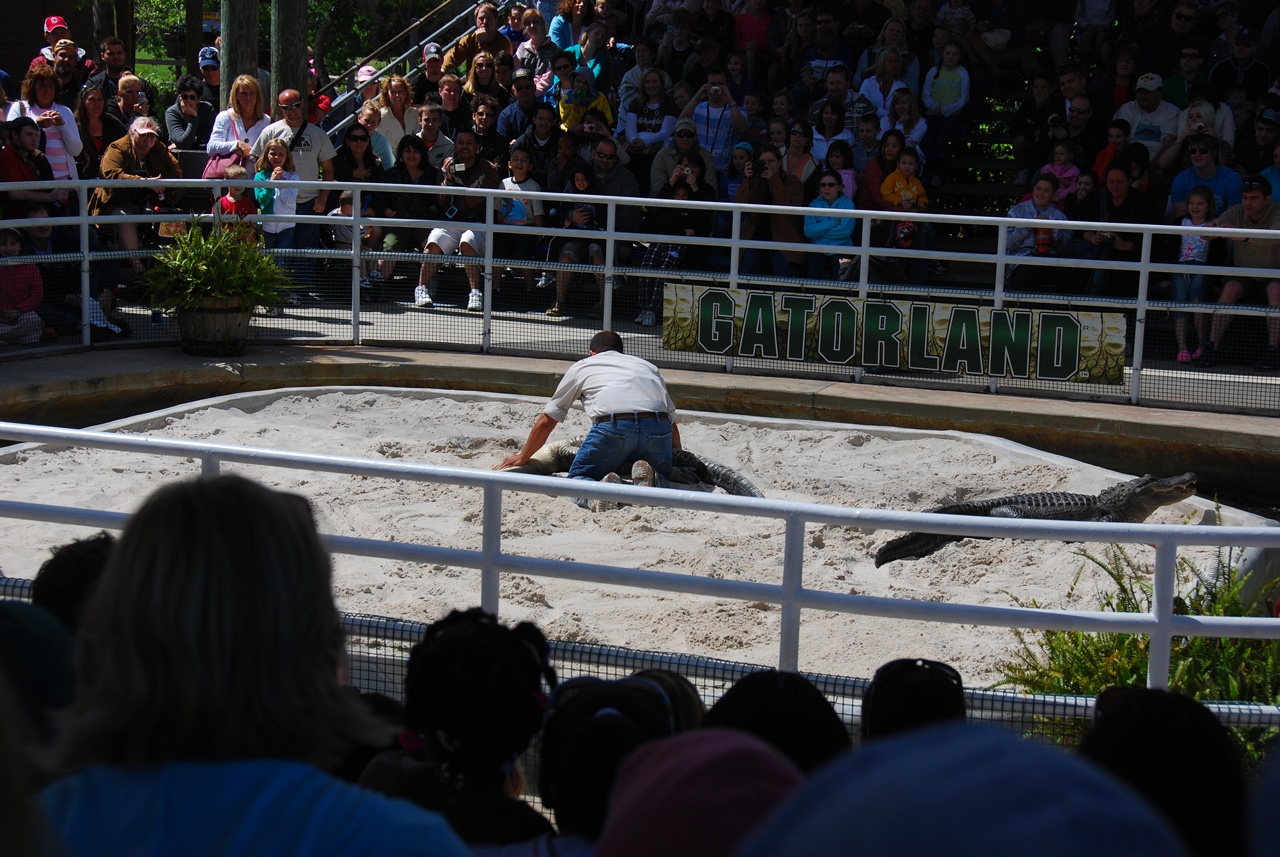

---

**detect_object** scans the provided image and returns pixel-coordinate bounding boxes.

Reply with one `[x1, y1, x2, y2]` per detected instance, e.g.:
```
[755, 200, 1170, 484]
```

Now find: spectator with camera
[680, 68, 745, 175]
[419, 129, 501, 312]
[1037, 94, 1106, 174]
[649, 117, 715, 196]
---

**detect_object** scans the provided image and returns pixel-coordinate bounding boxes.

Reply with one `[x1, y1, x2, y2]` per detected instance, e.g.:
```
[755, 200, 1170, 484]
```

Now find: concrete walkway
[2, 343, 1278, 504]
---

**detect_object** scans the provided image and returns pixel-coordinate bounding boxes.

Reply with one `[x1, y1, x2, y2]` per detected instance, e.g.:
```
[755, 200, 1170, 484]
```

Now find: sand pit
[0, 388, 1253, 685]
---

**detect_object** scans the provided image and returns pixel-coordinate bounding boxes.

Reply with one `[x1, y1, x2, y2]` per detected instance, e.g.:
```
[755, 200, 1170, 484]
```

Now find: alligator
[500, 437, 765, 498]
[873, 473, 1197, 567]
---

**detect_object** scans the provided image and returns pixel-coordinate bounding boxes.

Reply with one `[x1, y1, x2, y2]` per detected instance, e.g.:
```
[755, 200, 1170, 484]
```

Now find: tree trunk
[312, 8, 336, 87]
[113, 0, 135, 67]
[220, 0, 260, 109]
[185, 0, 203, 79]
[92, 0, 113, 50]
[271, 0, 309, 116]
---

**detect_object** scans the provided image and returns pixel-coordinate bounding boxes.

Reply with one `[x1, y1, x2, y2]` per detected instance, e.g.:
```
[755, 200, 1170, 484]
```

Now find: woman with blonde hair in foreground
[39, 475, 470, 857]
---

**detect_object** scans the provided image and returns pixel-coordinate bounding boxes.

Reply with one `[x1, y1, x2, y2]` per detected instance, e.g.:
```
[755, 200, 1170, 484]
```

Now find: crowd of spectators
[3, 3, 1280, 350]
[4, 473, 1280, 857]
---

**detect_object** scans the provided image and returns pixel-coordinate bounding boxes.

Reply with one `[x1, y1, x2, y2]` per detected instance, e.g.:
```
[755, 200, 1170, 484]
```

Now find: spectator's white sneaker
[467, 289, 483, 311]
[413, 284, 433, 308]
[590, 472, 623, 513]
[641, 311, 656, 327]
[536, 272, 554, 289]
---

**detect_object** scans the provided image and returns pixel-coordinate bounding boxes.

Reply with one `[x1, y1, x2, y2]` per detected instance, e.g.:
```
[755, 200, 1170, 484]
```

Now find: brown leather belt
[593, 411, 670, 425]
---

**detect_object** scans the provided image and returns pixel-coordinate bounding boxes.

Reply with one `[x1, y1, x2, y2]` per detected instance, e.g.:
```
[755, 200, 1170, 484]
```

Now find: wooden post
[270, 0, 309, 116]
[185, 0, 203, 80]
[113, 0, 135, 67]
[220, 0, 260, 108]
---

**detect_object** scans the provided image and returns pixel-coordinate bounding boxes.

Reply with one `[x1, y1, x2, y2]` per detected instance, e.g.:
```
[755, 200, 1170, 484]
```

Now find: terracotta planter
[175, 296, 254, 356]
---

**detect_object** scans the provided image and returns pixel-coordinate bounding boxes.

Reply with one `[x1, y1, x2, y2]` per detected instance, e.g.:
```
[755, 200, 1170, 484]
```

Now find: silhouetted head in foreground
[859, 657, 966, 741]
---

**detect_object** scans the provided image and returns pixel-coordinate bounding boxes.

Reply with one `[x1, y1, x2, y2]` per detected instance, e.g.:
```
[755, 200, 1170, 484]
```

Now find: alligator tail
[874, 531, 964, 567]
[694, 453, 766, 498]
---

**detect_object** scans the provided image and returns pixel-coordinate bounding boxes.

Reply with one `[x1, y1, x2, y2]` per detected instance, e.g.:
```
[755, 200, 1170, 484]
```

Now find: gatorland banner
[661, 284, 1127, 385]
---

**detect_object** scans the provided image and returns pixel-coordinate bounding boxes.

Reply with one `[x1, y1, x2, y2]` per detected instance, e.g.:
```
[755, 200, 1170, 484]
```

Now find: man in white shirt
[1112, 73, 1179, 159]
[497, 331, 681, 511]
[251, 89, 336, 250]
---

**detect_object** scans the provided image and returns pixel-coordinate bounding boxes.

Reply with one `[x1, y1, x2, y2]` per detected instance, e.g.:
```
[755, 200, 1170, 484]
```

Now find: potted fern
[146, 219, 289, 356]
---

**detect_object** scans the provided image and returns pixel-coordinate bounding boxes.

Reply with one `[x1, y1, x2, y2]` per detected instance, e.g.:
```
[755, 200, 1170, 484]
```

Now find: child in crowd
[725, 50, 755, 104]
[739, 92, 768, 150]
[328, 190, 381, 289]
[718, 141, 752, 235]
[212, 164, 259, 244]
[921, 39, 970, 167]
[1172, 185, 1215, 363]
[852, 115, 880, 174]
[496, 146, 547, 292]
[883, 89, 927, 160]
[0, 226, 44, 345]
[824, 139, 858, 201]
[804, 169, 856, 280]
[1092, 119, 1131, 180]
[881, 147, 941, 281]
[881, 147, 928, 212]
[253, 138, 299, 253]
[1040, 141, 1080, 207]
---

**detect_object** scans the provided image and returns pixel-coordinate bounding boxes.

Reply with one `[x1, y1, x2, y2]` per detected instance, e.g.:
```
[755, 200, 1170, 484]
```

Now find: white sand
[0, 389, 1245, 685]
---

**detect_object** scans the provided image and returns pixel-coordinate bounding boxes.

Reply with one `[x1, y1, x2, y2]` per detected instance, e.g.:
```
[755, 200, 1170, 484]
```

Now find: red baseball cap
[44, 16, 70, 34]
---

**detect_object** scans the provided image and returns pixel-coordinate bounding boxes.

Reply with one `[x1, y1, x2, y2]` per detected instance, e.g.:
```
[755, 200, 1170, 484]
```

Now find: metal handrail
[5, 175, 1280, 407]
[2, 419, 1278, 688]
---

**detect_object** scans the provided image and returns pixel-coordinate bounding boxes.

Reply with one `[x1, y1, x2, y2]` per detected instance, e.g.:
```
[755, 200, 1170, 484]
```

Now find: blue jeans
[568, 418, 673, 506]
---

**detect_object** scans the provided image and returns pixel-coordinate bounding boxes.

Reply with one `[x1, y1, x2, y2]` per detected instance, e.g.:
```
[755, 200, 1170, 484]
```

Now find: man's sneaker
[467, 289, 483, 311]
[366, 269, 385, 283]
[284, 293, 303, 306]
[536, 272, 554, 289]
[1254, 345, 1280, 372]
[631, 460, 657, 488]
[590, 472, 623, 513]
[634, 311, 646, 324]
[546, 302, 564, 317]
[1195, 342, 1220, 367]
[413, 284, 434, 308]
[641, 310, 656, 327]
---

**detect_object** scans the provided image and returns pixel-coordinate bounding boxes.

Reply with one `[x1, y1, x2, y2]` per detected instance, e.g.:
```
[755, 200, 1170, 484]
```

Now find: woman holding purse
[205, 75, 270, 177]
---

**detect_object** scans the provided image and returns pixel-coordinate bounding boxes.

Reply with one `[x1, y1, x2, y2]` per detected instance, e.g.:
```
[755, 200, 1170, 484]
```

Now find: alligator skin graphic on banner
[661, 284, 1127, 384]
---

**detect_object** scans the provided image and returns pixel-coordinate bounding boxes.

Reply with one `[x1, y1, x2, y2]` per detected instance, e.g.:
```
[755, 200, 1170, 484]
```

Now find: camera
[752, 159, 765, 174]
[682, 166, 692, 175]
[1195, 122, 1205, 132]
[1048, 115, 1064, 128]
[450, 161, 467, 175]
[137, 91, 147, 105]
[709, 86, 722, 97]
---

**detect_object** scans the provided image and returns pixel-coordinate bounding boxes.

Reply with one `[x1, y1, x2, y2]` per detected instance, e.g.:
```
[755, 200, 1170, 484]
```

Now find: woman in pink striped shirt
[7, 64, 82, 184]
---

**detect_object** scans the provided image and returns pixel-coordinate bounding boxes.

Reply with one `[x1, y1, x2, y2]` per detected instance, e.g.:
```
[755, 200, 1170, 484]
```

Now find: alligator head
[1102, 472, 1197, 522]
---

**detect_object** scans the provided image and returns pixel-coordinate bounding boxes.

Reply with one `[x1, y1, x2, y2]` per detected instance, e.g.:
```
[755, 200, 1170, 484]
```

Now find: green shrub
[997, 543, 1280, 760]
[146, 218, 289, 310]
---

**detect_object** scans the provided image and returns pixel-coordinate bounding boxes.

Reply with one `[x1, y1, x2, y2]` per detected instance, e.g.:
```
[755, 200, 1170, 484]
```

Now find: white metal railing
[5, 176, 1280, 408]
[2, 419, 1278, 689]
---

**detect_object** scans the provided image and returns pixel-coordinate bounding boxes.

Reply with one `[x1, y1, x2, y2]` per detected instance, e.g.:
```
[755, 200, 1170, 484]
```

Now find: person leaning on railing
[89, 116, 182, 277]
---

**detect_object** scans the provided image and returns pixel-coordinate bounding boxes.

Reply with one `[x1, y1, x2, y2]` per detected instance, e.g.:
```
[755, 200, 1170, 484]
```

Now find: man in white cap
[1113, 73, 1179, 158]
